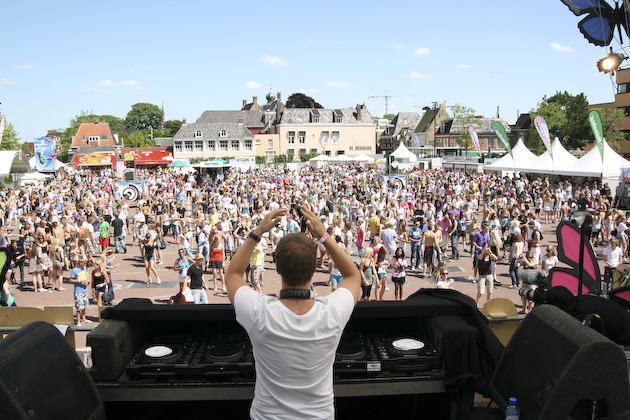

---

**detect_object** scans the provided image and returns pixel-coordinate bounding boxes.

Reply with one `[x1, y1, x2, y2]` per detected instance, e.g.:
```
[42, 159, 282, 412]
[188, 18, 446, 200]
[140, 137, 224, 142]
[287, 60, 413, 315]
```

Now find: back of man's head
[275, 233, 317, 287]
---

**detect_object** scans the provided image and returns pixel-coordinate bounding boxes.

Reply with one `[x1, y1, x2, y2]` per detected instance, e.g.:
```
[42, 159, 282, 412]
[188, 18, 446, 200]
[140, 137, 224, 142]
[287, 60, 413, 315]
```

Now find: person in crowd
[225, 206, 360, 420]
[174, 248, 194, 293]
[374, 247, 388, 301]
[70, 258, 89, 325]
[140, 224, 161, 285]
[435, 267, 454, 289]
[91, 261, 109, 307]
[209, 233, 226, 292]
[390, 247, 408, 301]
[185, 253, 208, 304]
[359, 247, 377, 301]
[475, 246, 497, 307]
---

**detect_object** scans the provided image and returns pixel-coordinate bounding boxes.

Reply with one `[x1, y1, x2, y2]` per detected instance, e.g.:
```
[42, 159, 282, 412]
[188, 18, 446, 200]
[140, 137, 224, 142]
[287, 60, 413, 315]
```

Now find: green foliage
[529, 91, 591, 150]
[450, 103, 480, 152]
[300, 152, 317, 162]
[163, 120, 183, 137]
[273, 154, 292, 164]
[189, 157, 205, 164]
[125, 103, 164, 131]
[0, 122, 21, 151]
[382, 114, 396, 120]
[593, 107, 626, 152]
[255, 156, 266, 164]
[286, 93, 323, 109]
[125, 130, 157, 147]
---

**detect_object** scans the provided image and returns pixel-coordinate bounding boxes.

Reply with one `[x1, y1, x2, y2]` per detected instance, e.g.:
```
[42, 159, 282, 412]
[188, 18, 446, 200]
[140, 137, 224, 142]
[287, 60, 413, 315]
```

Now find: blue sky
[0, 0, 625, 142]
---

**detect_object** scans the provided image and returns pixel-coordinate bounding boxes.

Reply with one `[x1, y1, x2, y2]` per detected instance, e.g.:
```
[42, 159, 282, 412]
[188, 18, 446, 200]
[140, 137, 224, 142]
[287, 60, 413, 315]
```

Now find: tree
[125, 103, 164, 131]
[124, 130, 156, 148]
[382, 114, 396, 120]
[593, 107, 626, 152]
[450, 103, 480, 154]
[529, 91, 591, 151]
[0, 122, 21, 151]
[286, 93, 323, 109]
[163, 120, 183, 137]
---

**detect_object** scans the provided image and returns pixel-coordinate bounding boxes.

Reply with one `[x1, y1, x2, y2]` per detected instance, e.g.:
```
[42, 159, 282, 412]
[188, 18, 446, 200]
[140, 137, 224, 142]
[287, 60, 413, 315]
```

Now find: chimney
[310, 101, 314, 108]
[356, 104, 362, 121]
[242, 99, 247, 108]
[252, 96, 258, 110]
[238, 118, 243, 125]
[276, 92, 282, 122]
[182, 118, 187, 125]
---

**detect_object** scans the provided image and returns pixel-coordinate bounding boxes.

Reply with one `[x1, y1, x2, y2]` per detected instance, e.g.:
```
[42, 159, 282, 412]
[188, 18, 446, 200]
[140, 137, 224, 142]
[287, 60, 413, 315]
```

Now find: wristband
[319, 232, 331, 244]
[248, 232, 261, 242]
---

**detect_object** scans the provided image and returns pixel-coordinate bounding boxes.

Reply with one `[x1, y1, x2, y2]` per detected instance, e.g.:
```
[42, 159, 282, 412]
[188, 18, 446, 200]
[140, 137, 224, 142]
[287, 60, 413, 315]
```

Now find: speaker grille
[0, 331, 101, 420]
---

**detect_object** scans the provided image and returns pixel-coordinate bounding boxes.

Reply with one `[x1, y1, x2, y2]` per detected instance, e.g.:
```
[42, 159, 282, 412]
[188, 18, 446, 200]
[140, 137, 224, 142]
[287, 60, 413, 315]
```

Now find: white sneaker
[385, 287, 390, 291]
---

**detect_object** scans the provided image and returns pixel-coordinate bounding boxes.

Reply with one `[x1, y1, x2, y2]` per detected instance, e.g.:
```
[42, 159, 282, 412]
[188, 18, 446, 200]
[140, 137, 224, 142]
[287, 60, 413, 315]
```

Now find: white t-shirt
[541, 255, 558, 274]
[234, 286, 354, 420]
[604, 246, 623, 268]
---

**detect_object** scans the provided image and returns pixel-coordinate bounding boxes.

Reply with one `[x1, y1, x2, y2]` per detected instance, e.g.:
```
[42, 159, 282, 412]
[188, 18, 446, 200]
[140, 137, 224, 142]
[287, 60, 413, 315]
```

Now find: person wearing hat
[185, 253, 208, 304]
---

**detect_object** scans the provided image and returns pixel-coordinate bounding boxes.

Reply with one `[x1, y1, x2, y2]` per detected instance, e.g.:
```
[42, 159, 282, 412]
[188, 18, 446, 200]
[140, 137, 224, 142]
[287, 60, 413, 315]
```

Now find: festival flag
[491, 121, 512, 158]
[411, 132, 421, 147]
[469, 126, 481, 155]
[319, 137, 325, 152]
[0, 115, 5, 146]
[588, 110, 605, 162]
[534, 115, 553, 158]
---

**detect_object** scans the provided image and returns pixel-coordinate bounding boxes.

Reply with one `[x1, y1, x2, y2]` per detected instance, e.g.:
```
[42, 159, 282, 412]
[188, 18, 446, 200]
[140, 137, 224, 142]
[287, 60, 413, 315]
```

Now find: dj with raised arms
[226, 205, 361, 420]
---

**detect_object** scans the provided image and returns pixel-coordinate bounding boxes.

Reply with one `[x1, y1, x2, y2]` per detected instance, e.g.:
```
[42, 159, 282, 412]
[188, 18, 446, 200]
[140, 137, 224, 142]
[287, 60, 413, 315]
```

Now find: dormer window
[194, 130, 202, 138]
[333, 109, 343, 124]
[88, 136, 99, 144]
[310, 109, 321, 123]
[219, 129, 227, 138]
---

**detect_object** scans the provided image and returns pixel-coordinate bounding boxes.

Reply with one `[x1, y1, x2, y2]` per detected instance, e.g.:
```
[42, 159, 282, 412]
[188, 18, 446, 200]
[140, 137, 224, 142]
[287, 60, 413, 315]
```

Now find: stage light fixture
[597, 47, 627, 74]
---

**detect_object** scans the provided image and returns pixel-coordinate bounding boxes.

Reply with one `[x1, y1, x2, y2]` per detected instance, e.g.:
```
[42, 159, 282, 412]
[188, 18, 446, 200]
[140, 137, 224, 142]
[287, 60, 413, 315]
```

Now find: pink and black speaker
[0, 321, 105, 420]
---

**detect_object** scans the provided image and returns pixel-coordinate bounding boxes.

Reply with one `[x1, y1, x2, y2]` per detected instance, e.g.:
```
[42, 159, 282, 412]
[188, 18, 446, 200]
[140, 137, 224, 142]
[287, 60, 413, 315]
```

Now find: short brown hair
[275, 233, 317, 287]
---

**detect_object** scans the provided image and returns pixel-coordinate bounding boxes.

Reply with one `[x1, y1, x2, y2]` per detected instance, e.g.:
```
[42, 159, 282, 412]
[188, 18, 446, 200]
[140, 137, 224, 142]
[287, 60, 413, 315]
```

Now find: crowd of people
[0, 162, 625, 322]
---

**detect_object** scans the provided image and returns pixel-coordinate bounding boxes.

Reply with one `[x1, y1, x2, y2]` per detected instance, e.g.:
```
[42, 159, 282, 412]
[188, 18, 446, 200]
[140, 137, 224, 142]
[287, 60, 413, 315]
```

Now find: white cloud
[550, 42, 573, 52]
[309, 88, 320, 93]
[414, 47, 430, 55]
[96, 79, 148, 90]
[326, 81, 352, 88]
[245, 81, 262, 89]
[134, 64, 153, 71]
[408, 71, 431, 79]
[457, 64, 472, 69]
[259, 55, 291, 67]
[0, 78, 15, 86]
[14, 63, 34, 70]
[395, 44, 406, 49]
[82, 87, 109, 94]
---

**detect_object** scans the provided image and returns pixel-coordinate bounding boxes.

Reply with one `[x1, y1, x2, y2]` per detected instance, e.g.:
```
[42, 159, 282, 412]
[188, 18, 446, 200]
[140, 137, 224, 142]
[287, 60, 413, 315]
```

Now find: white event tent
[521, 137, 578, 174]
[484, 138, 537, 172]
[560, 140, 630, 183]
[390, 143, 419, 162]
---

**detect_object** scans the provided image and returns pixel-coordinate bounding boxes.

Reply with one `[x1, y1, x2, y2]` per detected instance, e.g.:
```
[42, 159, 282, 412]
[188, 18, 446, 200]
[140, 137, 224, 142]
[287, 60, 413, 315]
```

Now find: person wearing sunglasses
[435, 267, 454, 289]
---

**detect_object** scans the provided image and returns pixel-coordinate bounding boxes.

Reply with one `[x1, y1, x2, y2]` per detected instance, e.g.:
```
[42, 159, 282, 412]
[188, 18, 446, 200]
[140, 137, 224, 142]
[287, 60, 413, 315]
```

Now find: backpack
[533, 229, 543, 241]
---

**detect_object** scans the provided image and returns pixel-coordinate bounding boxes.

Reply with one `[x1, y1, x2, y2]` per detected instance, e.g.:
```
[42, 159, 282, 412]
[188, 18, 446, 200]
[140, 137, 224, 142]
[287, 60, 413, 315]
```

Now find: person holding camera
[519, 251, 538, 314]
[226, 206, 360, 420]
[475, 246, 497, 307]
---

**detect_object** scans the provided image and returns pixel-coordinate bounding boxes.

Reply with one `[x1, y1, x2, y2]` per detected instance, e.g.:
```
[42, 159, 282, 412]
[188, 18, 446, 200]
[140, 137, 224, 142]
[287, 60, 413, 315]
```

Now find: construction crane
[368, 91, 428, 115]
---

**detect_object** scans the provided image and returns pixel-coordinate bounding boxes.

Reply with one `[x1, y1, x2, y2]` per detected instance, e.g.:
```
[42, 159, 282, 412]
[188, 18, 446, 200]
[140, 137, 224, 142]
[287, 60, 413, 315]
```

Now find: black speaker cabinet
[0, 321, 105, 420]
[490, 305, 629, 419]
[87, 319, 137, 381]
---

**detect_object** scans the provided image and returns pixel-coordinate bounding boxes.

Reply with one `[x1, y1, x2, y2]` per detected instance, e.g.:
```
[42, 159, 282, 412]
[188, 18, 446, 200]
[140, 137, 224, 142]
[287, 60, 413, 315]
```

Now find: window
[268, 139, 273, 148]
[207, 140, 216, 151]
[298, 131, 306, 144]
[88, 136, 99, 144]
[324, 150, 331, 156]
[265, 151, 276, 162]
[174, 141, 182, 153]
[231, 140, 240, 151]
[220, 140, 228, 152]
[244, 139, 252, 151]
[321, 131, 329, 144]
[310, 109, 321, 123]
[184, 141, 193, 152]
[310, 148, 318, 154]
[619, 106, 630, 116]
[331, 131, 339, 144]
[287, 148, 295, 156]
[194, 140, 203, 152]
[299, 148, 306, 155]
[336, 150, 345, 155]
[219, 129, 227, 138]
[194, 130, 202, 138]
[333, 109, 343, 123]
[619, 83, 630, 94]
[312, 115, 320, 123]
[101, 134, 108, 140]
[287, 131, 295, 144]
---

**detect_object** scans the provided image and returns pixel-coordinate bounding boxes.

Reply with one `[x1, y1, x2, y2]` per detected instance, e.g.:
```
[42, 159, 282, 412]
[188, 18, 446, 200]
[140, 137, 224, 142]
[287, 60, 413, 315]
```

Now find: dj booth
[87, 290, 499, 419]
